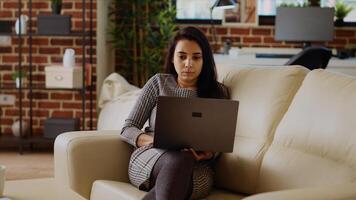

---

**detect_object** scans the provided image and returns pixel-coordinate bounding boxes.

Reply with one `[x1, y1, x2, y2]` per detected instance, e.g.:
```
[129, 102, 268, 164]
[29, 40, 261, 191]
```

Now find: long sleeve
[120, 74, 160, 147]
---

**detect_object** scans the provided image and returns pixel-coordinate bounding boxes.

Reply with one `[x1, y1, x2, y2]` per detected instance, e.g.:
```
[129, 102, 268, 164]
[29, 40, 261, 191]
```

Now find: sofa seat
[91, 180, 146, 200]
[90, 180, 246, 200]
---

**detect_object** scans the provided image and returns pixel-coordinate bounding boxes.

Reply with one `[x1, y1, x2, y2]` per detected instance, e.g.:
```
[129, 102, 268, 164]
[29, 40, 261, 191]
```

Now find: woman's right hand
[136, 133, 153, 147]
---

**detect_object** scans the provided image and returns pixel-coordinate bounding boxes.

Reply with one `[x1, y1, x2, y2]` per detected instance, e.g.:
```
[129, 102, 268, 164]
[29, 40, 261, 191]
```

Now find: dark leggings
[142, 151, 195, 200]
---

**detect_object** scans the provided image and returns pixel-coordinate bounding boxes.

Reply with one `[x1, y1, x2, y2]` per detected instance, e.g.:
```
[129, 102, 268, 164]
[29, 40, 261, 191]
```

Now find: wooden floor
[0, 150, 54, 180]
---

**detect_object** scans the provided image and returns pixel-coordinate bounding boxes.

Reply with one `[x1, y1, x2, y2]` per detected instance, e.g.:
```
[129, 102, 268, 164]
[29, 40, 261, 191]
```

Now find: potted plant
[11, 71, 27, 88]
[334, 0, 353, 26]
[51, 0, 63, 15]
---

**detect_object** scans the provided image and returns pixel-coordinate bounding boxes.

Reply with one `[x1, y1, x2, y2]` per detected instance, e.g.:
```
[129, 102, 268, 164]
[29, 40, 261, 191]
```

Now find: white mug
[0, 165, 5, 197]
[63, 48, 75, 68]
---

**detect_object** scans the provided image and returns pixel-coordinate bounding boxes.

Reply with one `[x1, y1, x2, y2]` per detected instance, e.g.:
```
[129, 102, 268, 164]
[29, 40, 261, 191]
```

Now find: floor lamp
[210, 0, 237, 52]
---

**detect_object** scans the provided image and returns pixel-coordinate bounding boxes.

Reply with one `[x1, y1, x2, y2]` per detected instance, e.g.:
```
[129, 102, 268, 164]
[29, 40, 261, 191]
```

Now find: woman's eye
[193, 56, 201, 60]
[179, 55, 186, 60]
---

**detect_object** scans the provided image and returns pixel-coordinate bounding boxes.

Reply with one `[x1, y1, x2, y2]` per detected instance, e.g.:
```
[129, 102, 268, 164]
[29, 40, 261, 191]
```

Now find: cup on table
[0, 165, 5, 197]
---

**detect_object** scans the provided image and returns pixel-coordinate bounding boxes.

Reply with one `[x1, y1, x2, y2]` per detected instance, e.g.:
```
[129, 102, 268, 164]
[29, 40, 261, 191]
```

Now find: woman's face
[173, 39, 203, 86]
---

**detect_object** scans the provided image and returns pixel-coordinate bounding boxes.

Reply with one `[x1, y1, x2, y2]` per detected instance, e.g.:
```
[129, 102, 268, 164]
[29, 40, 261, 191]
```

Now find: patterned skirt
[128, 145, 214, 199]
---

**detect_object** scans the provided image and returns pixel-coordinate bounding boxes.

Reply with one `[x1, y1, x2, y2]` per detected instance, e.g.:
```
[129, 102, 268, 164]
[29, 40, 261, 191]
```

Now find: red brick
[32, 38, 49, 45]
[31, 92, 49, 99]
[0, 47, 12, 53]
[32, 110, 49, 117]
[74, 21, 96, 29]
[29, 2, 49, 9]
[75, 2, 96, 9]
[1, 119, 14, 125]
[62, 102, 82, 109]
[328, 38, 347, 45]
[242, 37, 262, 43]
[263, 37, 281, 44]
[52, 111, 73, 118]
[51, 39, 73, 46]
[0, 65, 12, 71]
[3, 56, 21, 63]
[0, 11, 13, 18]
[38, 102, 60, 109]
[51, 93, 73, 100]
[349, 39, 356, 44]
[27, 56, 48, 63]
[3, 2, 21, 8]
[216, 28, 228, 35]
[63, 11, 82, 18]
[62, 2, 73, 9]
[39, 47, 61, 54]
[252, 28, 271, 36]
[5, 109, 19, 116]
[335, 30, 355, 37]
[230, 28, 250, 35]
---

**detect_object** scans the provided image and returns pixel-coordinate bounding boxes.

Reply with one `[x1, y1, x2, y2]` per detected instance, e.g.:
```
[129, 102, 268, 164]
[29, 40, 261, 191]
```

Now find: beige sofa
[54, 65, 356, 200]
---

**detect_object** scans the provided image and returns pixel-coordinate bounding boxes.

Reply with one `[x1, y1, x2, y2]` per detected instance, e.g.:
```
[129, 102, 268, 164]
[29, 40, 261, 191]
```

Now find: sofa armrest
[54, 130, 133, 199]
[243, 182, 356, 200]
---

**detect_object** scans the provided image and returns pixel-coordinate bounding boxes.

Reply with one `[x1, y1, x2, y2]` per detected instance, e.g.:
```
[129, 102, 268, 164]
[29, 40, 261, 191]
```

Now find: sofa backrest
[214, 65, 309, 194]
[257, 69, 356, 192]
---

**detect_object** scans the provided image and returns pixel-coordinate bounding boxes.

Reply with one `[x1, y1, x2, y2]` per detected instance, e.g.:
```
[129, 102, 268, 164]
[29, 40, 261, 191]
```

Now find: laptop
[153, 96, 239, 152]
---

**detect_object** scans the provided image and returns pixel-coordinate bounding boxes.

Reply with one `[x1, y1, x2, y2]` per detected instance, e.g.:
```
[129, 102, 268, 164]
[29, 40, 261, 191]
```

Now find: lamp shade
[212, 0, 237, 9]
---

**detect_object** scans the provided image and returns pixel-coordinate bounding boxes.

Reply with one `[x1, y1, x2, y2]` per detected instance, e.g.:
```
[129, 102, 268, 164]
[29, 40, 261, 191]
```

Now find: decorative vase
[11, 120, 29, 137]
[63, 48, 75, 68]
[51, 3, 62, 15]
[335, 18, 344, 27]
[15, 77, 26, 88]
[15, 15, 29, 35]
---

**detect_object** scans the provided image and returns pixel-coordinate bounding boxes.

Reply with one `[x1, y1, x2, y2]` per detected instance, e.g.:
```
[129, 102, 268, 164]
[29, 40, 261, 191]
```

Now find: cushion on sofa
[258, 69, 356, 192]
[214, 66, 309, 194]
[98, 72, 139, 108]
[97, 90, 142, 130]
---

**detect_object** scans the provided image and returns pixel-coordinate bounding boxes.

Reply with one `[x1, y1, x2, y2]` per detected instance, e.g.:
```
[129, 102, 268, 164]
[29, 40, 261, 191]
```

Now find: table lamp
[210, 0, 237, 52]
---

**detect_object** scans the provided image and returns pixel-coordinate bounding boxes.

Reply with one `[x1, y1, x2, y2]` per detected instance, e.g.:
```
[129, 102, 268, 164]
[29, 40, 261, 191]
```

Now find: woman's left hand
[187, 148, 214, 161]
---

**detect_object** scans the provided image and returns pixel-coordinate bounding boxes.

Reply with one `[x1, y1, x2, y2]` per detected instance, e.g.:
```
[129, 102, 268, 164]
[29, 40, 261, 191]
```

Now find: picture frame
[223, 0, 258, 26]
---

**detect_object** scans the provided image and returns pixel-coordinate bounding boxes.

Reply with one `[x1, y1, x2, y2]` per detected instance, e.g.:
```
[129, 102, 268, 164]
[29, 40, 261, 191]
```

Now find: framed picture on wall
[223, 0, 258, 26]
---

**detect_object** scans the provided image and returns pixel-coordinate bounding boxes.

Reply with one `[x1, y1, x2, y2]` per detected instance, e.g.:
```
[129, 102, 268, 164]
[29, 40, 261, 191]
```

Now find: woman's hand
[185, 148, 213, 161]
[136, 133, 153, 147]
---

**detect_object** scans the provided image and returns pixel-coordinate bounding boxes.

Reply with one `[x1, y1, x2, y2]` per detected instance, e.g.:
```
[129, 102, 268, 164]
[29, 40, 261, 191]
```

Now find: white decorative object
[0, 165, 5, 197]
[15, 15, 29, 35]
[63, 48, 76, 68]
[11, 120, 28, 137]
[45, 66, 83, 89]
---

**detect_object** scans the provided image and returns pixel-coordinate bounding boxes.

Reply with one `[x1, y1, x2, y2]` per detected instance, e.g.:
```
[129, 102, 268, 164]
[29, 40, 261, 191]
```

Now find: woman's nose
[185, 59, 193, 68]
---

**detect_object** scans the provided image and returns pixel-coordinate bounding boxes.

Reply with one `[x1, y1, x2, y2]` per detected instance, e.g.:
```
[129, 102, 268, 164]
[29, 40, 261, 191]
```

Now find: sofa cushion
[214, 66, 309, 194]
[97, 90, 141, 130]
[258, 69, 356, 192]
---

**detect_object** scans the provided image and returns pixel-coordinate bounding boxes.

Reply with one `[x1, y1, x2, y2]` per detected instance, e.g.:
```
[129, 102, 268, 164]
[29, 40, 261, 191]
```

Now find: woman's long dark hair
[164, 26, 226, 99]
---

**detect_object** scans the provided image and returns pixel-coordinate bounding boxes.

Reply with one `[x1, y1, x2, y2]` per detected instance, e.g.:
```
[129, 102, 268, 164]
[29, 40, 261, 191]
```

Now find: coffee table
[2, 178, 85, 200]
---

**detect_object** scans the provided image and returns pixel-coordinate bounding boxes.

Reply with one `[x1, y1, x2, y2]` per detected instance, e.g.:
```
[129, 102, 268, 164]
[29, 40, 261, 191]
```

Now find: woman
[121, 26, 229, 200]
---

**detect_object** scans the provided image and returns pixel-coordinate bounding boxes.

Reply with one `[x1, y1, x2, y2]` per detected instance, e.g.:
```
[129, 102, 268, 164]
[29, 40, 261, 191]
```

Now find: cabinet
[0, 0, 95, 153]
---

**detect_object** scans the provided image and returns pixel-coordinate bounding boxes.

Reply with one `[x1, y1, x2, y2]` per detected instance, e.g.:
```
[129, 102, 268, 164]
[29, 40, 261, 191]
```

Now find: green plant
[109, 0, 177, 87]
[335, 0, 353, 20]
[11, 71, 27, 80]
[51, 0, 62, 4]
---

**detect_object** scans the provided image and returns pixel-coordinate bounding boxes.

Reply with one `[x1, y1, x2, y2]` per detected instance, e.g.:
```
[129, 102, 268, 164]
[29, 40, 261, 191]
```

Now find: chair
[285, 46, 332, 70]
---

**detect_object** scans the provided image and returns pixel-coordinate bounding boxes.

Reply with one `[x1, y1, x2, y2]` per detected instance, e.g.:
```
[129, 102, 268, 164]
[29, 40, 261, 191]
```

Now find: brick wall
[0, 0, 97, 136]
[192, 25, 356, 50]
